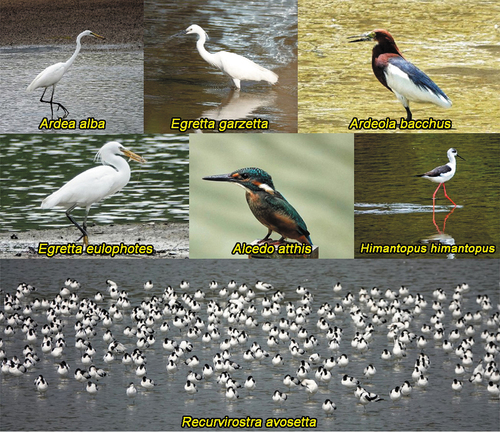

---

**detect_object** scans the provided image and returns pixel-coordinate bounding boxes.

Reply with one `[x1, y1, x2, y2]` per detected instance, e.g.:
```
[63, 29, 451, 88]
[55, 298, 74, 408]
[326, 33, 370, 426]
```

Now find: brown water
[145, 0, 298, 133]
[298, 0, 500, 132]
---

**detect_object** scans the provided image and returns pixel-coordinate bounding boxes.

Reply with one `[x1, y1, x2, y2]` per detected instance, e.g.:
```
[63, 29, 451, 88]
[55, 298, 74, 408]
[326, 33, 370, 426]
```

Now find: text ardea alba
[183, 24, 278, 90]
[27, 30, 105, 118]
[41, 141, 146, 246]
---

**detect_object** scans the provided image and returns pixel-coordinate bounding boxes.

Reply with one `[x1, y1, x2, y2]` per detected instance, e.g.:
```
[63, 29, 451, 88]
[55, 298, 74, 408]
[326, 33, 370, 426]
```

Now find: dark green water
[355, 134, 500, 258]
[0, 134, 189, 232]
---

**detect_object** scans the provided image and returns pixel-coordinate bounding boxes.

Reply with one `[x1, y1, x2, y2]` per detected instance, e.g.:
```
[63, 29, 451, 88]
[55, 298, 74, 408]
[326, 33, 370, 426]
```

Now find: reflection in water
[420, 235, 456, 259]
[356, 203, 460, 258]
[201, 90, 278, 122]
[354, 134, 500, 258]
[420, 206, 458, 259]
[0, 259, 499, 431]
[145, 0, 298, 133]
[431, 204, 456, 235]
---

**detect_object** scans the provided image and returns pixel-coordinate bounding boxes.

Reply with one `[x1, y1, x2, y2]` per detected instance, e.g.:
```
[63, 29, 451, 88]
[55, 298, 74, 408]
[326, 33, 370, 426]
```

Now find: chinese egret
[41, 141, 146, 246]
[27, 30, 105, 118]
[183, 24, 278, 90]
[348, 29, 452, 120]
[415, 148, 465, 206]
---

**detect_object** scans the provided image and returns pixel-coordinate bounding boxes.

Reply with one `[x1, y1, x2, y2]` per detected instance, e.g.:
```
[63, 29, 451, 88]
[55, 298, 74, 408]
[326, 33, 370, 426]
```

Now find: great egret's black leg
[40, 87, 54, 119]
[66, 204, 89, 247]
[51, 86, 69, 118]
[40, 85, 69, 119]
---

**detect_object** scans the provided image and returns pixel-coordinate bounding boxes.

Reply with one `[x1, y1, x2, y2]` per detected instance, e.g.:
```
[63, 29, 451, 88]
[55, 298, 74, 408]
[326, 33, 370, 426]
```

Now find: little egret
[415, 148, 465, 206]
[183, 24, 278, 90]
[27, 30, 105, 118]
[41, 141, 146, 246]
[348, 29, 452, 120]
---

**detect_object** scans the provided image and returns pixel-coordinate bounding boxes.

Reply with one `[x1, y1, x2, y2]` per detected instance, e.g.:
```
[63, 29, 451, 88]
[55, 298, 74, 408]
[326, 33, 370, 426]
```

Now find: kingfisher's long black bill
[203, 173, 234, 182]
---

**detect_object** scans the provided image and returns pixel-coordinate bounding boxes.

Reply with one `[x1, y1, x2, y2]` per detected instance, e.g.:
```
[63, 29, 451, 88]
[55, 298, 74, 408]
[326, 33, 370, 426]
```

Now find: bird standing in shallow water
[126, 383, 137, 398]
[41, 141, 146, 246]
[203, 167, 312, 245]
[359, 390, 384, 409]
[27, 30, 105, 119]
[348, 29, 452, 120]
[415, 148, 465, 206]
[322, 399, 337, 414]
[182, 24, 278, 90]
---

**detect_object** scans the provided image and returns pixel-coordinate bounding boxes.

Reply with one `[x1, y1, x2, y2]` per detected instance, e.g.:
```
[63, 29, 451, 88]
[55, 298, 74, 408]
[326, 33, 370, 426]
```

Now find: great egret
[41, 141, 146, 246]
[183, 24, 278, 90]
[27, 30, 105, 118]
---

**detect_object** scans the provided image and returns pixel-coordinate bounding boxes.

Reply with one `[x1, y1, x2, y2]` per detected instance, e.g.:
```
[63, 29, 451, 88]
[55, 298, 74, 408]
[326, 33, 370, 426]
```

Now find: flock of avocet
[1, 278, 499, 420]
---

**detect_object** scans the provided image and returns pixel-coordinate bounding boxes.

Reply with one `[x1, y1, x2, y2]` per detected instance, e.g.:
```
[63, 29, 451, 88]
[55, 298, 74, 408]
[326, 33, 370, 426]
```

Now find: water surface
[145, 0, 298, 133]
[0, 259, 498, 430]
[299, 0, 500, 132]
[0, 46, 143, 134]
[354, 134, 500, 258]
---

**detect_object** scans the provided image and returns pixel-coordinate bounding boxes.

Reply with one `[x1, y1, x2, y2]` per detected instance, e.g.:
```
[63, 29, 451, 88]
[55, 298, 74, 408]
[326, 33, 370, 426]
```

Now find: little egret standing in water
[348, 29, 452, 120]
[41, 141, 146, 246]
[183, 24, 278, 90]
[27, 30, 105, 118]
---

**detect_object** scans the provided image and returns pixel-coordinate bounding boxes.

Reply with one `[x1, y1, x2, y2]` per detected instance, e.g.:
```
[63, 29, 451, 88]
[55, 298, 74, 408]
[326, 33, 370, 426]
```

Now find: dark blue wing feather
[388, 57, 450, 101]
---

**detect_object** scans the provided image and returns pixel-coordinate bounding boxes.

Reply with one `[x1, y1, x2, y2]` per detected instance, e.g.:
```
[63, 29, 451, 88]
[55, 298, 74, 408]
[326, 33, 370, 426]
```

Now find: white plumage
[27, 30, 105, 117]
[41, 141, 145, 245]
[385, 64, 452, 110]
[184, 24, 278, 90]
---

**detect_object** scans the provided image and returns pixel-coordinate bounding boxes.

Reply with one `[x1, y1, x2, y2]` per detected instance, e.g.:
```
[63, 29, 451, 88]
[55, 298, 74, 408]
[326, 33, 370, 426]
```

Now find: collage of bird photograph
[0, 0, 500, 430]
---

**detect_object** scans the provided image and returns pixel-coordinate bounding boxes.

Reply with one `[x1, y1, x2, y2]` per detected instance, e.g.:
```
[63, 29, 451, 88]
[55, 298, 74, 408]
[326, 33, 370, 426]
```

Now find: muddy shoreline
[0, 222, 189, 259]
[0, 0, 143, 47]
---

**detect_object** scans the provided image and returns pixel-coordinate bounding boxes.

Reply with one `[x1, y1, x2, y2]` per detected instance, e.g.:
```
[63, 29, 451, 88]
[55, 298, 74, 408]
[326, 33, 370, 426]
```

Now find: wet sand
[0, 0, 143, 47]
[0, 222, 189, 259]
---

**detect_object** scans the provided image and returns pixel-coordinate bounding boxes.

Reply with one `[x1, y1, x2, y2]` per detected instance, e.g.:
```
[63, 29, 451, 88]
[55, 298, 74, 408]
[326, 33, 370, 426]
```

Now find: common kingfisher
[348, 29, 452, 121]
[203, 167, 313, 246]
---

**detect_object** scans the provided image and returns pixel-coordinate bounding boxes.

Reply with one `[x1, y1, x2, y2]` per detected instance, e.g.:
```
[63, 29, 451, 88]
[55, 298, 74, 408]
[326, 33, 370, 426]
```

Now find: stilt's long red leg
[442, 184, 457, 207]
[432, 183, 442, 200]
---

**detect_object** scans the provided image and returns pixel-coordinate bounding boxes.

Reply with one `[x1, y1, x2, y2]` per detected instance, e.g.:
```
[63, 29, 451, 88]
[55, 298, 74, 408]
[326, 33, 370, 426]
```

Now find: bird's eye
[240, 173, 249, 179]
